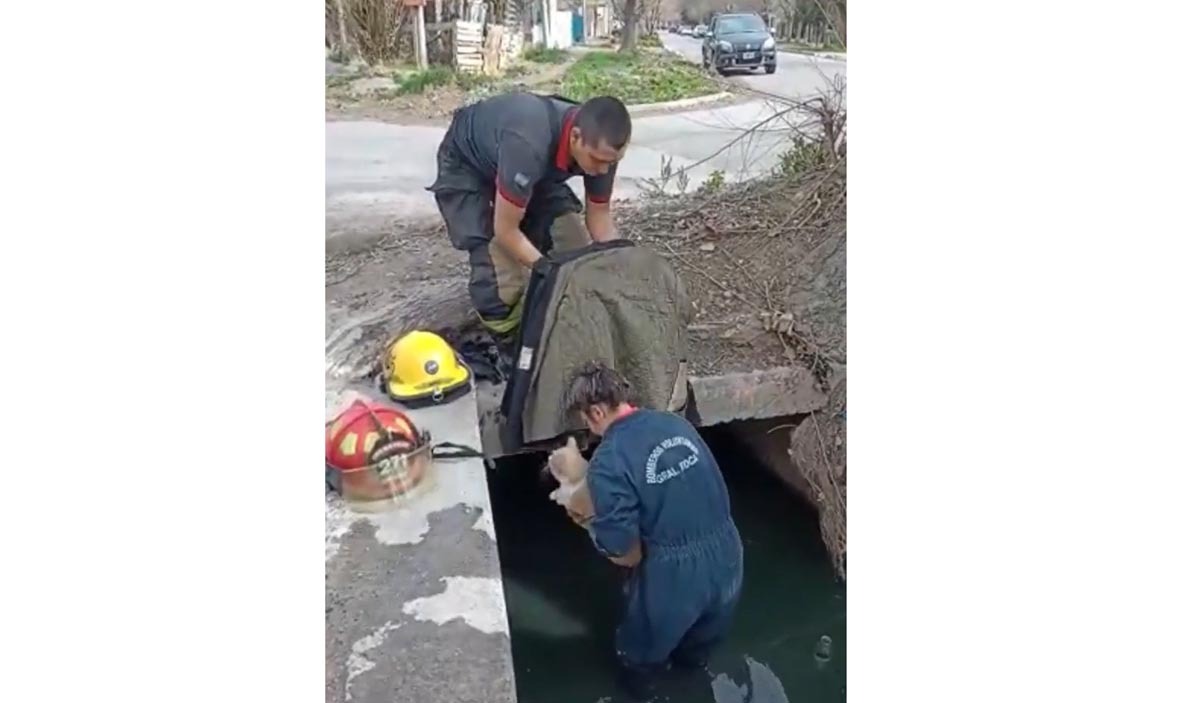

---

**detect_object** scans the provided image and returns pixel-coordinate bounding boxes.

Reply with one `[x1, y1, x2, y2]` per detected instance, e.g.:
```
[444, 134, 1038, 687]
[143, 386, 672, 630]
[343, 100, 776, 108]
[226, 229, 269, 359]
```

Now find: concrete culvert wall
[725, 378, 847, 580]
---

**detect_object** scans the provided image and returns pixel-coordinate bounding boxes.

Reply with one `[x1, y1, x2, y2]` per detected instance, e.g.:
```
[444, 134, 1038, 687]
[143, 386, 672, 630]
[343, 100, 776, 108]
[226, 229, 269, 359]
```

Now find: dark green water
[488, 429, 847, 703]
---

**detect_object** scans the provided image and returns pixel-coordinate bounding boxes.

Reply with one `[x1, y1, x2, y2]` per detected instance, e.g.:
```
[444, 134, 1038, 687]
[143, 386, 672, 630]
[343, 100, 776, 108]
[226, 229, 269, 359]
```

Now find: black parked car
[701, 13, 777, 76]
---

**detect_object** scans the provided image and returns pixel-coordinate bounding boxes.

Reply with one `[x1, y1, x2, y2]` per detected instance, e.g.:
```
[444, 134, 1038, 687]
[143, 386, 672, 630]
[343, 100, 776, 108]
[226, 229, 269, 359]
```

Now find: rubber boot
[480, 326, 513, 381]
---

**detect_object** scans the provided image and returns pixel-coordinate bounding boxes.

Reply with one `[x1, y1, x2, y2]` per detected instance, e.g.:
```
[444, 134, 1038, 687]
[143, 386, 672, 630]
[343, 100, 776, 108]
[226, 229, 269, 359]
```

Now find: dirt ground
[326, 170, 846, 383]
[327, 86, 467, 124]
[325, 60, 576, 125]
[326, 217, 464, 290]
[618, 177, 846, 379]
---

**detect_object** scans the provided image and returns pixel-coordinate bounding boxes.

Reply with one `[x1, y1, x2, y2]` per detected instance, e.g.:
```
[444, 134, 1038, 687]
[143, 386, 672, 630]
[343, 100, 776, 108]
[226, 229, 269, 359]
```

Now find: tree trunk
[812, 0, 846, 48]
[618, 0, 638, 52]
[334, 0, 350, 57]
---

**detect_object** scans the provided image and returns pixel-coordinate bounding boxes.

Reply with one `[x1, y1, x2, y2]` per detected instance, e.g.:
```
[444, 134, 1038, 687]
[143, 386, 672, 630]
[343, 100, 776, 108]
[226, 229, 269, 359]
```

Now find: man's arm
[583, 166, 619, 243]
[494, 131, 548, 267]
[586, 444, 642, 567]
[493, 199, 545, 267]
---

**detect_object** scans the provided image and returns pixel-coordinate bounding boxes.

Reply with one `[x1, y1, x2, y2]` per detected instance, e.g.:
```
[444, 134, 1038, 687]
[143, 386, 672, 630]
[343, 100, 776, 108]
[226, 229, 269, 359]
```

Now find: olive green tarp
[507, 243, 693, 447]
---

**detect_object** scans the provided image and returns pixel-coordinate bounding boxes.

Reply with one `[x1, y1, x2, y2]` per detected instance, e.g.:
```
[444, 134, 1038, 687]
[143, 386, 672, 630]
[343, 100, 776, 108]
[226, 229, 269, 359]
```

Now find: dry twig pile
[617, 79, 846, 379]
[617, 78, 848, 576]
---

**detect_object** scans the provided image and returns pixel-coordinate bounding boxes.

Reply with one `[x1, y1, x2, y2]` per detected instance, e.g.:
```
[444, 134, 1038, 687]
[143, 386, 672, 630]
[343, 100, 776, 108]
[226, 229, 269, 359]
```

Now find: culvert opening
[487, 424, 847, 703]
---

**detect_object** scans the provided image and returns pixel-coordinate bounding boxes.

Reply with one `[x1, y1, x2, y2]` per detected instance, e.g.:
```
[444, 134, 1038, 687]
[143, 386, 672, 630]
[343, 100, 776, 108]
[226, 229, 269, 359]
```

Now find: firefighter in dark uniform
[428, 92, 631, 341]
[563, 361, 744, 701]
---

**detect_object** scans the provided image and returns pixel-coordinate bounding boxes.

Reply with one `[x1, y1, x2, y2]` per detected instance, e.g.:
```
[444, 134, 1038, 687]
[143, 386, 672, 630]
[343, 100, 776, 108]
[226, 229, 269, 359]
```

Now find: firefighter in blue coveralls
[561, 361, 744, 700]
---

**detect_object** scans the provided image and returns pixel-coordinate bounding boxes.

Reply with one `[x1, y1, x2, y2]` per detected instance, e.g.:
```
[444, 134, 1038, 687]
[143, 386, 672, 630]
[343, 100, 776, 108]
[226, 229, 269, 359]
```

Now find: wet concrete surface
[325, 389, 517, 703]
[326, 508, 516, 703]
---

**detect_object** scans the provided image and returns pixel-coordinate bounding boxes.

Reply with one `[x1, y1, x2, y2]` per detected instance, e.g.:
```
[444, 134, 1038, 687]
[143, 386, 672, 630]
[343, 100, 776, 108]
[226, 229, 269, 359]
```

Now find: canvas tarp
[500, 241, 694, 452]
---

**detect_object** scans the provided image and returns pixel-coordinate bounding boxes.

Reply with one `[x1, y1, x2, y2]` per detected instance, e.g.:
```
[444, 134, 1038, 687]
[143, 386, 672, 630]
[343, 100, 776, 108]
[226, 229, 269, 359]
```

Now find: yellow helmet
[382, 331, 472, 405]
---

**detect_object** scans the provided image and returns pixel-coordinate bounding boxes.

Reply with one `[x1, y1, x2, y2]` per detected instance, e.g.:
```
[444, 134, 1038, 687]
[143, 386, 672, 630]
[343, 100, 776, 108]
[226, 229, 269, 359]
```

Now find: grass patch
[638, 33, 663, 48]
[393, 65, 455, 94]
[523, 46, 570, 64]
[559, 50, 718, 105]
[779, 41, 845, 54]
[453, 71, 497, 91]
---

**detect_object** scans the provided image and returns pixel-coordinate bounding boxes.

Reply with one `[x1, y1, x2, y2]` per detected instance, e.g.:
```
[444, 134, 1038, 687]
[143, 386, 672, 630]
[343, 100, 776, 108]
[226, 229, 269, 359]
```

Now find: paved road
[660, 31, 846, 102]
[327, 100, 796, 251]
[325, 36, 839, 252]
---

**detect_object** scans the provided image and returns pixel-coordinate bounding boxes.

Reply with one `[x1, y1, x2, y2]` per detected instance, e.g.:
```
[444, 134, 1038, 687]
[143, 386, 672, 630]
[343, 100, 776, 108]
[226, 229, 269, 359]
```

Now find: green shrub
[701, 170, 727, 192]
[779, 134, 832, 176]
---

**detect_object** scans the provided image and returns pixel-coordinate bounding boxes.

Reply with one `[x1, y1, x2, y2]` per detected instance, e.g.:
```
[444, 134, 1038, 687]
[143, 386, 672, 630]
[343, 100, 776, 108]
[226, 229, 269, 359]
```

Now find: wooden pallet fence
[454, 20, 485, 73]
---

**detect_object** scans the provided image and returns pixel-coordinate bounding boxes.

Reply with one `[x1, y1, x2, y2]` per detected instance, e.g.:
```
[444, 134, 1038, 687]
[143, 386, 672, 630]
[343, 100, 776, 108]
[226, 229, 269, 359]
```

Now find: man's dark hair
[566, 360, 632, 414]
[575, 96, 632, 150]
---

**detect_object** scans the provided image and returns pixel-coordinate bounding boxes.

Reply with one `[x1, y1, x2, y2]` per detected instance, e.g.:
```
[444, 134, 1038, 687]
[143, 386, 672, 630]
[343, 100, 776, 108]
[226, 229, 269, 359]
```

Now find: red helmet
[326, 399, 420, 471]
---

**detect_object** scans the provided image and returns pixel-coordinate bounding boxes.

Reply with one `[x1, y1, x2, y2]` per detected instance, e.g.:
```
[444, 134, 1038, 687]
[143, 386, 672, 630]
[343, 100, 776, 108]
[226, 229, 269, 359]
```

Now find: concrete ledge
[325, 388, 517, 703]
[690, 366, 827, 425]
[476, 365, 828, 457]
[626, 91, 732, 115]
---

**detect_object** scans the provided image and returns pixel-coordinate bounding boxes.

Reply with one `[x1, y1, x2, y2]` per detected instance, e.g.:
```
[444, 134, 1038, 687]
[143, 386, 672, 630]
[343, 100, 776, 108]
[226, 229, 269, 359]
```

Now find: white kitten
[547, 436, 592, 517]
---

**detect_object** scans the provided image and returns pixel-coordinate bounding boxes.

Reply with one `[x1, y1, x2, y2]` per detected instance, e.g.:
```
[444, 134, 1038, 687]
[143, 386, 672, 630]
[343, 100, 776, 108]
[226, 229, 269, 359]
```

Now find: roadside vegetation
[326, 51, 580, 122]
[778, 41, 845, 54]
[637, 32, 663, 49]
[560, 50, 718, 105]
[522, 46, 570, 64]
[393, 65, 455, 94]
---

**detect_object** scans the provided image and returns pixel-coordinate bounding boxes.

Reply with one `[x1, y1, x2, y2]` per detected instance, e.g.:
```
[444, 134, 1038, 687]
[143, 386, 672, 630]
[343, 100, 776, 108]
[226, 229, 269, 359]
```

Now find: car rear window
[716, 15, 766, 33]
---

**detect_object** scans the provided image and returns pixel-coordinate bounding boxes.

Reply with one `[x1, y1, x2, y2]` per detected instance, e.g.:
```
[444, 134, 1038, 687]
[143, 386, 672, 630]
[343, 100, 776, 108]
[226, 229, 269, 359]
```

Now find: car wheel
[765, 64, 777, 75]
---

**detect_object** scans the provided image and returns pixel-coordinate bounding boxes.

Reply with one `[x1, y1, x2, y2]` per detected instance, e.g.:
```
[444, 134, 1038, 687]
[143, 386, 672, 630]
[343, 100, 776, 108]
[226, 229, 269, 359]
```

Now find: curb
[779, 47, 847, 61]
[626, 91, 732, 115]
[663, 46, 688, 61]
